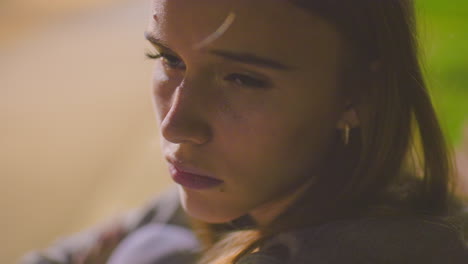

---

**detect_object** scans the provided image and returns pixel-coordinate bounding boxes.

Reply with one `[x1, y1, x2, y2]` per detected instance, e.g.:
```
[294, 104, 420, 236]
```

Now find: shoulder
[239, 216, 468, 264]
[21, 185, 189, 264]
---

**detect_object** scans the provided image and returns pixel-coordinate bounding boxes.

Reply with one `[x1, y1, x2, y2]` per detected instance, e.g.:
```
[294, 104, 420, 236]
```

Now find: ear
[336, 101, 360, 130]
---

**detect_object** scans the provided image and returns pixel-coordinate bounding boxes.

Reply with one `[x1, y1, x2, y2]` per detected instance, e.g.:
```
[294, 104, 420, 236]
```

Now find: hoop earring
[343, 124, 351, 146]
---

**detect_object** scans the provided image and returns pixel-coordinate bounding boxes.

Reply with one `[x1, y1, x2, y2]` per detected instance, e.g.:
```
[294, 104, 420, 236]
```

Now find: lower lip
[169, 166, 223, 190]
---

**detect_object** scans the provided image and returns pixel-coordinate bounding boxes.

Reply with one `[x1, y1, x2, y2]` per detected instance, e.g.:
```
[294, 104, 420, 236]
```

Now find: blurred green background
[416, 1, 468, 145]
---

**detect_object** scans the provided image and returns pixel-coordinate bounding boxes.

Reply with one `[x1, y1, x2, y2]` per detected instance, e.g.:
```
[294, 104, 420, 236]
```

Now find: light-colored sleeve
[107, 223, 200, 264]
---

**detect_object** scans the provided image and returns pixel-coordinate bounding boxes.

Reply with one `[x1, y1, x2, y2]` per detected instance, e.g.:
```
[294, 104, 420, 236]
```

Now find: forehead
[148, 0, 342, 67]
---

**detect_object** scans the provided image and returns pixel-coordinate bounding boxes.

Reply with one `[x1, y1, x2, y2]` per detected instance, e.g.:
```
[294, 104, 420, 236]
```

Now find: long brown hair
[193, 1, 457, 263]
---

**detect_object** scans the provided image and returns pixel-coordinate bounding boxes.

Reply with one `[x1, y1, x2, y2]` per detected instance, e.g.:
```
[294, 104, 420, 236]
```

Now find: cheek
[218, 85, 338, 151]
[215, 82, 341, 187]
[218, 101, 337, 174]
[215, 113, 337, 215]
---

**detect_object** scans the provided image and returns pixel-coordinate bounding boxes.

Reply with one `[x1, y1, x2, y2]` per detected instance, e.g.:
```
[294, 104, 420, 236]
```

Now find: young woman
[22, 0, 467, 264]
[141, 0, 467, 263]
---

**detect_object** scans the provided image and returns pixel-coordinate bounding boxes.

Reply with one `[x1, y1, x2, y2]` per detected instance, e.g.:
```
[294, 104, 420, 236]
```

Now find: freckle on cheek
[217, 98, 243, 121]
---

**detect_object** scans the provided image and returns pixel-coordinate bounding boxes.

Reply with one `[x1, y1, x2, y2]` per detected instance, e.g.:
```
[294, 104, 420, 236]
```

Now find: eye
[145, 51, 186, 70]
[224, 73, 270, 89]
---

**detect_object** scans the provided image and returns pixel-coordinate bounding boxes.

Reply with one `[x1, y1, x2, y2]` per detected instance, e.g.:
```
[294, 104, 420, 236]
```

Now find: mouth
[167, 162, 224, 190]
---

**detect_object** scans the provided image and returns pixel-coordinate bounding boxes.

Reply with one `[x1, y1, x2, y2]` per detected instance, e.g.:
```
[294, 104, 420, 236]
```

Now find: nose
[159, 81, 212, 145]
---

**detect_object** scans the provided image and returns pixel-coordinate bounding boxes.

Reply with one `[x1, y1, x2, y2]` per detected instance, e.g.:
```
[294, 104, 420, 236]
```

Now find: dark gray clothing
[237, 216, 468, 264]
[22, 185, 468, 264]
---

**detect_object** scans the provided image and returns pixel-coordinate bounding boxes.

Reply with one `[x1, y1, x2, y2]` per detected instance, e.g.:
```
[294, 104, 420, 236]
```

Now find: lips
[167, 161, 223, 190]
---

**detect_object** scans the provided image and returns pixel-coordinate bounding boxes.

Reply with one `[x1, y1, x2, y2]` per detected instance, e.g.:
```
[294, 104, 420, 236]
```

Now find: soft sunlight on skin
[192, 12, 236, 50]
[146, 0, 360, 226]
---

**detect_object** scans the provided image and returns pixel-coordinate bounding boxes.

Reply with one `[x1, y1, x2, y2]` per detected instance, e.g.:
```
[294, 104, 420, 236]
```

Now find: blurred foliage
[416, 0, 468, 145]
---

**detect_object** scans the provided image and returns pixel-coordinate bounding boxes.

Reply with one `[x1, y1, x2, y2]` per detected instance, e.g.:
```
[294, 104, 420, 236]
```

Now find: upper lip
[166, 157, 221, 181]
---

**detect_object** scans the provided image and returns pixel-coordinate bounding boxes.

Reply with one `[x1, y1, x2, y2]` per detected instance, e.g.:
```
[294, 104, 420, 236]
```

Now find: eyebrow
[144, 32, 294, 71]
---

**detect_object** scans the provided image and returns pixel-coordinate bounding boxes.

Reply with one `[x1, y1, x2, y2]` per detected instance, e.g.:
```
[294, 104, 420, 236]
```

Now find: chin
[177, 186, 247, 224]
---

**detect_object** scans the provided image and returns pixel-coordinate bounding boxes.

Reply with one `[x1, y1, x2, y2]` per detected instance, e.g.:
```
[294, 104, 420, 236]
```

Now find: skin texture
[146, 0, 359, 225]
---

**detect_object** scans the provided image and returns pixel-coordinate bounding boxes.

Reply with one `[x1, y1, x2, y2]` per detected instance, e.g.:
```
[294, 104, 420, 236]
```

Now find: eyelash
[145, 51, 270, 89]
[145, 51, 186, 69]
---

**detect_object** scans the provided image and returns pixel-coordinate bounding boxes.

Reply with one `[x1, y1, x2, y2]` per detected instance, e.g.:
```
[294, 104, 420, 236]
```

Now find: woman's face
[147, 0, 348, 224]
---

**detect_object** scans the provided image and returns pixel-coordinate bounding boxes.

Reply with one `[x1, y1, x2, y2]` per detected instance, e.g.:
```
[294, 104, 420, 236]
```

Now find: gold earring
[343, 124, 351, 146]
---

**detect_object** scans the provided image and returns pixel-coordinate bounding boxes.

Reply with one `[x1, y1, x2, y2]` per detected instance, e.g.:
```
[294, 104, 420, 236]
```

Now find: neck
[250, 177, 316, 227]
